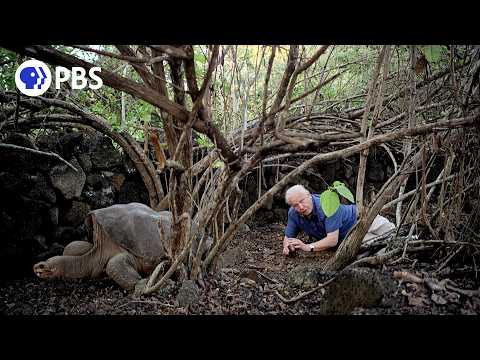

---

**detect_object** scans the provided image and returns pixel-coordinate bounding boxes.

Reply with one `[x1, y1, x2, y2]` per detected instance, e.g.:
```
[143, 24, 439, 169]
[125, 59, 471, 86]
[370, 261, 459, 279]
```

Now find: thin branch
[70, 45, 154, 63]
[382, 167, 474, 210]
[274, 276, 336, 303]
[262, 46, 276, 120]
[0, 143, 78, 171]
[148, 45, 189, 59]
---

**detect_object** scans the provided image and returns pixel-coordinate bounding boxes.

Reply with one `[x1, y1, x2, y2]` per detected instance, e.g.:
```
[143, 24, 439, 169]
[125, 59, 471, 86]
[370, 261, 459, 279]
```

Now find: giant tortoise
[33, 202, 208, 292]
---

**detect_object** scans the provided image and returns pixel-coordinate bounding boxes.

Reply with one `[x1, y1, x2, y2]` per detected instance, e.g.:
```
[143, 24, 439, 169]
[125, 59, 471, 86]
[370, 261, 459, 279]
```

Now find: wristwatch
[309, 244, 314, 252]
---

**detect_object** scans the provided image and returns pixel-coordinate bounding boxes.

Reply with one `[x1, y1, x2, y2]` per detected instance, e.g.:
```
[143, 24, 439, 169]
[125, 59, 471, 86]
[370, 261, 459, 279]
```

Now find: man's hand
[283, 243, 290, 256]
[283, 237, 297, 255]
[288, 238, 309, 252]
[283, 238, 292, 255]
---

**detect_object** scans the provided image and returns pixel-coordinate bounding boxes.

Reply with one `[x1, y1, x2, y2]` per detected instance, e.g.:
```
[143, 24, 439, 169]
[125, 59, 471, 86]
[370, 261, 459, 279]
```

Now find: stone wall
[0, 129, 149, 279]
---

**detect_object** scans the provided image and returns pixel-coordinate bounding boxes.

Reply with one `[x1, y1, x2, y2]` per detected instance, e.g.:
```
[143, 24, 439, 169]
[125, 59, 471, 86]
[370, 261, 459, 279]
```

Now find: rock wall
[0, 130, 149, 279]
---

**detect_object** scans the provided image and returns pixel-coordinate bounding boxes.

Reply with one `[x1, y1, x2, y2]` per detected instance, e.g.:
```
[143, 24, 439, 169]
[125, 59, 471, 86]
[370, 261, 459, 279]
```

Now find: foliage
[2, 44, 470, 148]
[320, 181, 355, 217]
[196, 133, 214, 149]
[0, 45, 394, 141]
[204, 45, 387, 133]
[212, 160, 224, 168]
[67, 46, 157, 141]
[421, 45, 445, 64]
[0, 48, 17, 91]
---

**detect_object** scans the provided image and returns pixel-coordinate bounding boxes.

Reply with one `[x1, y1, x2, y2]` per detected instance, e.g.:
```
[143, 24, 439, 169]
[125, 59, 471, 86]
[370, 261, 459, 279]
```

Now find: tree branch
[0, 143, 78, 171]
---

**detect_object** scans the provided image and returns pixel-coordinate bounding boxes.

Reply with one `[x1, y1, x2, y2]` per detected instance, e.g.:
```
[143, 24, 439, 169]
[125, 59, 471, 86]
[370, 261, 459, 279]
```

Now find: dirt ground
[1, 219, 480, 315]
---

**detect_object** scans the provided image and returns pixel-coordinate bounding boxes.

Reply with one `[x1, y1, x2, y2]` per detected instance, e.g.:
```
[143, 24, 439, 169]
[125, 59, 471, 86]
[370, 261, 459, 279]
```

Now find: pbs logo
[15, 59, 52, 97]
[15, 59, 103, 97]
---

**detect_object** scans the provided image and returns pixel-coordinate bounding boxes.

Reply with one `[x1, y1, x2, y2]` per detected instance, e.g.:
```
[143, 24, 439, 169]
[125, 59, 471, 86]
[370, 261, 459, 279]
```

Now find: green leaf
[422, 46, 443, 64]
[333, 182, 355, 203]
[320, 190, 340, 217]
[197, 134, 214, 149]
[212, 160, 224, 168]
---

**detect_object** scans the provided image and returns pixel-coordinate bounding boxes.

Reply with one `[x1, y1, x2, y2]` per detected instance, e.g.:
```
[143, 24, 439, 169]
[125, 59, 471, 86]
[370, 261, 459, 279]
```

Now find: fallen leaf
[431, 293, 447, 305]
[444, 291, 461, 304]
[425, 278, 446, 292]
[408, 295, 425, 307]
[406, 282, 422, 291]
[240, 278, 257, 287]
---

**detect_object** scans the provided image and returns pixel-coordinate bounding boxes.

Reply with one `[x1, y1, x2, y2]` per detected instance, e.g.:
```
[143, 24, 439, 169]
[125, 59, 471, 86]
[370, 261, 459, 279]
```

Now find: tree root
[118, 300, 174, 309]
[393, 270, 480, 297]
[274, 277, 336, 304]
[348, 245, 434, 268]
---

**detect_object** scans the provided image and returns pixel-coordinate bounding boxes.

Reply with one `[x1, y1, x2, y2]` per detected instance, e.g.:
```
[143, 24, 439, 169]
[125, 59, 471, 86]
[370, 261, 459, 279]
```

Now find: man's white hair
[285, 184, 310, 205]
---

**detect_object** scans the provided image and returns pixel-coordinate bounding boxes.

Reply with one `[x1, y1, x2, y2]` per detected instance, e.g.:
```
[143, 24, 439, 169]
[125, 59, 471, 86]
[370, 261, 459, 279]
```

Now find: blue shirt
[285, 194, 357, 243]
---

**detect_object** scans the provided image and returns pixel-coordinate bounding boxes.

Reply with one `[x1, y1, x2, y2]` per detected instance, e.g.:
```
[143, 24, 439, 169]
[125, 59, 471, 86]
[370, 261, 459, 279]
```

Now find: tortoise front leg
[105, 252, 142, 290]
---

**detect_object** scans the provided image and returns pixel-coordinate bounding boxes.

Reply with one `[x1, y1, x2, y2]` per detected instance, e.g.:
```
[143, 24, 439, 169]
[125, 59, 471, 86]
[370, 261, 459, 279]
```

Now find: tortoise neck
[60, 250, 106, 278]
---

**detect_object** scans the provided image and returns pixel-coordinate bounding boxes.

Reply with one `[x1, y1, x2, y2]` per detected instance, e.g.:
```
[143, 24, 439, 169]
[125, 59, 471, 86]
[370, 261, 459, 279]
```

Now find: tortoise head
[33, 257, 64, 279]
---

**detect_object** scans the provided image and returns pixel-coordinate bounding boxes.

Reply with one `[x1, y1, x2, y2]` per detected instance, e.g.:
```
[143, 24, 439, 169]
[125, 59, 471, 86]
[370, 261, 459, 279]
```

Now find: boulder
[77, 153, 92, 173]
[118, 180, 149, 205]
[62, 201, 91, 227]
[238, 223, 251, 234]
[36, 133, 58, 152]
[190, 235, 213, 263]
[320, 267, 396, 314]
[3, 132, 37, 149]
[18, 196, 50, 239]
[27, 173, 57, 204]
[0, 171, 30, 194]
[56, 132, 84, 159]
[49, 207, 59, 227]
[89, 137, 122, 170]
[286, 265, 329, 290]
[156, 279, 177, 298]
[217, 246, 242, 269]
[239, 269, 265, 285]
[0, 140, 50, 173]
[83, 186, 115, 209]
[122, 156, 138, 175]
[49, 157, 86, 200]
[175, 280, 200, 308]
[86, 174, 104, 190]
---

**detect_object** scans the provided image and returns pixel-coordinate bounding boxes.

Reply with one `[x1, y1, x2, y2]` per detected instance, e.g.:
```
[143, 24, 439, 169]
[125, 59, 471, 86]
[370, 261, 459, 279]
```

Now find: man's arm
[289, 230, 339, 252]
[309, 230, 339, 251]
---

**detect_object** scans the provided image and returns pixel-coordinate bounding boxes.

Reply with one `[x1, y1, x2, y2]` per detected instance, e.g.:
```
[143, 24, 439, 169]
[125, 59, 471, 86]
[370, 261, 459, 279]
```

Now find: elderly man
[283, 184, 395, 255]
